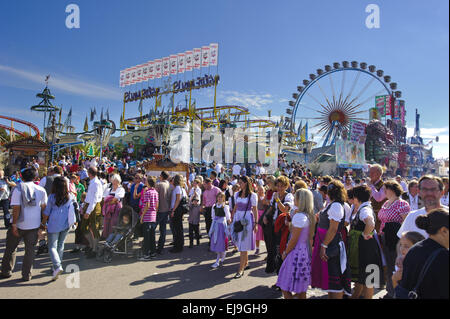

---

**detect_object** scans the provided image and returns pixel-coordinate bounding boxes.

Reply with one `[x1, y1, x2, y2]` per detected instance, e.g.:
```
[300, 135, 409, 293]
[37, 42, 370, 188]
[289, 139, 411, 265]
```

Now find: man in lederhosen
[81, 167, 103, 258]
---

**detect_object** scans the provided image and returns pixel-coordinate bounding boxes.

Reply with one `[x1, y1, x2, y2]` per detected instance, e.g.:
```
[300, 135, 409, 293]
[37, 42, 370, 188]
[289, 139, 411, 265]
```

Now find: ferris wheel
[284, 61, 401, 149]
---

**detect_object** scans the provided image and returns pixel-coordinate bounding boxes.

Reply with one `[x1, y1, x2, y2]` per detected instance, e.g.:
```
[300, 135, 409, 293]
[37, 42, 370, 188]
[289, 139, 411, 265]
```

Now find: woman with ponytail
[395, 208, 449, 299]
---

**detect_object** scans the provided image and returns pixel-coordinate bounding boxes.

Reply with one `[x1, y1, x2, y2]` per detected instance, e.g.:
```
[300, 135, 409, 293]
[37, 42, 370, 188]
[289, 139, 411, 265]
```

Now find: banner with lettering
[349, 120, 367, 144]
[120, 70, 125, 87]
[400, 100, 406, 126]
[201, 46, 210, 67]
[178, 53, 185, 73]
[147, 61, 155, 80]
[124, 68, 132, 86]
[154, 59, 162, 79]
[170, 55, 178, 75]
[193, 48, 201, 69]
[130, 67, 137, 84]
[163, 57, 170, 77]
[136, 64, 144, 82]
[209, 43, 218, 66]
[185, 51, 193, 71]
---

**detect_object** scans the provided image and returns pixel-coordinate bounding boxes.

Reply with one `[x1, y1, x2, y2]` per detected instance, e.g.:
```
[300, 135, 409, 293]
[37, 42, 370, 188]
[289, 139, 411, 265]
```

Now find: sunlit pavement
[0, 217, 386, 299]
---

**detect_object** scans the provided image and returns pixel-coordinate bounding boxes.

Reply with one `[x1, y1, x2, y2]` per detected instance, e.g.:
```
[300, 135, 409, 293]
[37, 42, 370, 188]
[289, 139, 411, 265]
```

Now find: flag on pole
[130, 67, 137, 84]
[300, 125, 306, 143]
[193, 48, 201, 69]
[120, 70, 125, 87]
[148, 61, 155, 80]
[154, 59, 162, 78]
[84, 116, 89, 131]
[100, 108, 104, 122]
[142, 63, 149, 81]
[124, 68, 132, 86]
[170, 55, 178, 75]
[138, 98, 143, 114]
[178, 53, 185, 73]
[162, 57, 170, 77]
[185, 50, 193, 71]
[209, 43, 218, 66]
[201, 46, 210, 67]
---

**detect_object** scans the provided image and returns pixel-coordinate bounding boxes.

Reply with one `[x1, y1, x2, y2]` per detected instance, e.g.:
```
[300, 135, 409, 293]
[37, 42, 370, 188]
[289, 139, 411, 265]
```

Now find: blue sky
[0, 0, 448, 158]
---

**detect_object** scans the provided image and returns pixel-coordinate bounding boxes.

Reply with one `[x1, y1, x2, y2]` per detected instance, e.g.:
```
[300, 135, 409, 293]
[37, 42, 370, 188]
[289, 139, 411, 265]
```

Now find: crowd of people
[0, 152, 448, 299]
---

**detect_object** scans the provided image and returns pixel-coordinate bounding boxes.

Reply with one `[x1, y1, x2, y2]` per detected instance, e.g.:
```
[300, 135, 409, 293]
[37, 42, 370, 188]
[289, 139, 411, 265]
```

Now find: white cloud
[0, 64, 122, 100]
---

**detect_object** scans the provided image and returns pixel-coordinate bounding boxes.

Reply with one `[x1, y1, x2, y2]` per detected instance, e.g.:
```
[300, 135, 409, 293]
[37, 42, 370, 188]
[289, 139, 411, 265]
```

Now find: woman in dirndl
[101, 174, 124, 240]
[209, 192, 231, 268]
[348, 185, 384, 299]
[311, 180, 352, 298]
[230, 176, 258, 279]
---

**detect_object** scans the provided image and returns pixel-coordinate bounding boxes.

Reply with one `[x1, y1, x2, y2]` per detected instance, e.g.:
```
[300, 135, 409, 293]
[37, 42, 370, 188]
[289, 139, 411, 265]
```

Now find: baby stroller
[96, 205, 139, 263]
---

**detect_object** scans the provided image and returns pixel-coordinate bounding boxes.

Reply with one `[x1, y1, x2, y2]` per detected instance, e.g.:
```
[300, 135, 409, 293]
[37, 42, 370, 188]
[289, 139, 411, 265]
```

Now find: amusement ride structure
[284, 61, 400, 150]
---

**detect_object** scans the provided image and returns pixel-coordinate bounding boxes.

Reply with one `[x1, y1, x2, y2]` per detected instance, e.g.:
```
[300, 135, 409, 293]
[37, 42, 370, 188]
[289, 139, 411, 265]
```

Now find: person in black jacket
[397, 208, 449, 299]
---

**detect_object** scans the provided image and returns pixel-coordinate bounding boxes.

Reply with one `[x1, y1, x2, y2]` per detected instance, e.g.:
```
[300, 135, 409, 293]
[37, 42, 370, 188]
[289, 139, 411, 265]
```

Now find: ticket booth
[5, 137, 50, 176]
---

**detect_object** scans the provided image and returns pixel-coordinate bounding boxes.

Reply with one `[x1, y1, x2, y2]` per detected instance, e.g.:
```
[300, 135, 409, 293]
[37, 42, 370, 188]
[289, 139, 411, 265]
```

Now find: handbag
[258, 202, 275, 227]
[394, 248, 445, 299]
[233, 193, 251, 233]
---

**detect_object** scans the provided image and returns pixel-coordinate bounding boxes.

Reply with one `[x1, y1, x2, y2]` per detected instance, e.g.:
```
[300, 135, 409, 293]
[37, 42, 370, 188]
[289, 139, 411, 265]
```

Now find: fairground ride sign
[124, 74, 219, 103]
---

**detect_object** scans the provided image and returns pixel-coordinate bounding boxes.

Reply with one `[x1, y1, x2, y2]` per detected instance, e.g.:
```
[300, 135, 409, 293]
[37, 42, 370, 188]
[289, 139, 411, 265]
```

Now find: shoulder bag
[394, 248, 445, 299]
[233, 193, 251, 233]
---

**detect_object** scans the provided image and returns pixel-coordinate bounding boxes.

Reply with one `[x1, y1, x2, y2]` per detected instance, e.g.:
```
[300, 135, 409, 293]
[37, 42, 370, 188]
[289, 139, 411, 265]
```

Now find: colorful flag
[162, 57, 170, 77]
[400, 100, 406, 126]
[154, 59, 162, 78]
[201, 46, 210, 67]
[185, 50, 193, 71]
[119, 70, 125, 87]
[147, 61, 155, 80]
[178, 53, 185, 73]
[193, 48, 201, 69]
[300, 124, 306, 143]
[385, 95, 393, 116]
[142, 63, 149, 81]
[124, 68, 132, 86]
[83, 116, 89, 131]
[209, 43, 218, 66]
[136, 64, 144, 82]
[170, 55, 178, 75]
[130, 67, 137, 84]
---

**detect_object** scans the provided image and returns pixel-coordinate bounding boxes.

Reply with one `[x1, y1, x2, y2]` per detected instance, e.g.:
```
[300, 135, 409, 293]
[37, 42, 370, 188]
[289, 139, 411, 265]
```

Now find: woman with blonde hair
[276, 188, 316, 299]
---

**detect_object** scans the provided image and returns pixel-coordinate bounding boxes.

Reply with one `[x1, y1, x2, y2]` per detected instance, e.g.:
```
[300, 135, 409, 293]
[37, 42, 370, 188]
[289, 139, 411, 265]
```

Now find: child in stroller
[97, 205, 139, 263]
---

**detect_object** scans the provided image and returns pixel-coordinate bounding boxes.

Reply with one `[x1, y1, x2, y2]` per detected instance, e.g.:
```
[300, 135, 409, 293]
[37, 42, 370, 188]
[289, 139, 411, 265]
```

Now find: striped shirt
[141, 188, 159, 223]
[377, 199, 410, 233]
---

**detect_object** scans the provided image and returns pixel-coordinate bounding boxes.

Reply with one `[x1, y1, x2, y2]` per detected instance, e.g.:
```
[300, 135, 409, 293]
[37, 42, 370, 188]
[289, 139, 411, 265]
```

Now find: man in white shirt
[215, 162, 223, 175]
[0, 168, 47, 281]
[397, 175, 447, 239]
[80, 167, 104, 258]
[396, 175, 408, 193]
[401, 180, 423, 211]
[232, 163, 241, 176]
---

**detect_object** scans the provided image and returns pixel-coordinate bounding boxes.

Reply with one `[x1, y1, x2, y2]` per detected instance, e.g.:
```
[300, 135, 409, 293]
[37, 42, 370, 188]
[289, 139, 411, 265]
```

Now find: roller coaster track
[0, 115, 41, 139]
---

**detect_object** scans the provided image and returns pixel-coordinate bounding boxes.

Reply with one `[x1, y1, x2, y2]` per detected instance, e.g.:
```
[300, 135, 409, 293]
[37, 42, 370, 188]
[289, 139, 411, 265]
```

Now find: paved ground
[0, 216, 386, 299]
